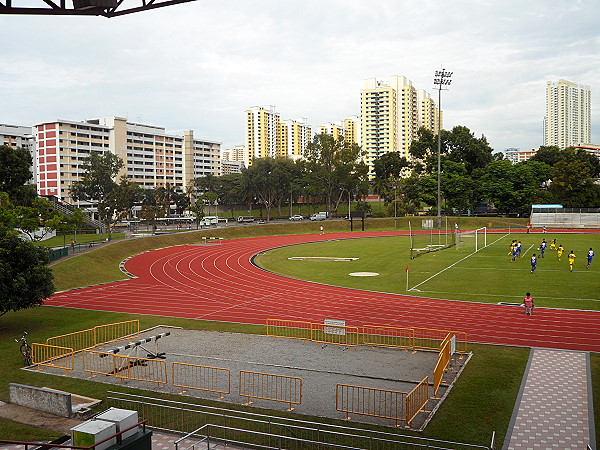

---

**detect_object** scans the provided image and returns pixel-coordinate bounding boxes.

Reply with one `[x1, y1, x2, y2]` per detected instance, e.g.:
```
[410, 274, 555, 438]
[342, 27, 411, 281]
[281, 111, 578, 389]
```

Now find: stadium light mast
[433, 68, 452, 229]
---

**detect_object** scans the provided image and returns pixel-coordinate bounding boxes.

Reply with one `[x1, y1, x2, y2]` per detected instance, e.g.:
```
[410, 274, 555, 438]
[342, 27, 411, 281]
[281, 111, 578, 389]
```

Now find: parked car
[310, 212, 327, 221]
[289, 214, 304, 221]
[237, 216, 254, 223]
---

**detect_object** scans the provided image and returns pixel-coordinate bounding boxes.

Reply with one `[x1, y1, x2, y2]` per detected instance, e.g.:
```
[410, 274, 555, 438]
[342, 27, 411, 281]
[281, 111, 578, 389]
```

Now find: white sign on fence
[450, 334, 456, 356]
[422, 219, 434, 229]
[324, 319, 346, 336]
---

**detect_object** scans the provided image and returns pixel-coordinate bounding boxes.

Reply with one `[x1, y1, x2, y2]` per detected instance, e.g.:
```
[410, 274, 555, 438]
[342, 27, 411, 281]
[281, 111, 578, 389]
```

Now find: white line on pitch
[408, 233, 508, 291]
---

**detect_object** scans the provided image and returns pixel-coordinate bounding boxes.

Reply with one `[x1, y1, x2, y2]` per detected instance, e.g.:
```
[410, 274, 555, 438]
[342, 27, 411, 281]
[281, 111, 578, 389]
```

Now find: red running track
[47, 231, 600, 352]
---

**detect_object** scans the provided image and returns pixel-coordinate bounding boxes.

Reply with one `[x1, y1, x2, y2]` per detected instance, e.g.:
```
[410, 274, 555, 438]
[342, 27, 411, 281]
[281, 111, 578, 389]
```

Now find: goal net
[455, 227, 487, 254]
[409, 220, 456, 259]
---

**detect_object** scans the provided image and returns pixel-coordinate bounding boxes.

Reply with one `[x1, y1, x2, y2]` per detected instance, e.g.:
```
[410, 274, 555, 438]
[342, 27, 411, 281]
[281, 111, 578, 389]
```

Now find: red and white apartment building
[34, 117, 221, 208]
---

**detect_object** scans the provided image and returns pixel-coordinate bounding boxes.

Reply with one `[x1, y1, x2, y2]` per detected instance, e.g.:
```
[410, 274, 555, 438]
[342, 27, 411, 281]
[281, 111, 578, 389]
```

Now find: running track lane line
[46, 231, 600, 352]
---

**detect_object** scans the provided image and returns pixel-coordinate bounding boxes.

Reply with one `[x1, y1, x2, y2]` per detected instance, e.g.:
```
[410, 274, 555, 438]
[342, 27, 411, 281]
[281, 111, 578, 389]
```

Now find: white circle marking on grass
[349, 272, 379, 277]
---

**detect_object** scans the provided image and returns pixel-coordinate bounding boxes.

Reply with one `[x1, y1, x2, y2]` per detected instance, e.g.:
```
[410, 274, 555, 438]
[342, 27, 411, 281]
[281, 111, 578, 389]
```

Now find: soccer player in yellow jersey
[550, 239, 556, 251]
[568, 250, 576, 272]
[557, 244, 564, 260]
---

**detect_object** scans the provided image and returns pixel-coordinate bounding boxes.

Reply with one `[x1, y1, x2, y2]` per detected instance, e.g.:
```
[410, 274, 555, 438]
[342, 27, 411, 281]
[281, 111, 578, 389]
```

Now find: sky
[2, 0, 599, 153]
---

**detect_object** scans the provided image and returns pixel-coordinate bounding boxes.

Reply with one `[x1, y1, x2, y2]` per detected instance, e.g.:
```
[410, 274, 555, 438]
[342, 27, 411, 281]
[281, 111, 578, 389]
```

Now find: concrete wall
[9, 383, 72, 418]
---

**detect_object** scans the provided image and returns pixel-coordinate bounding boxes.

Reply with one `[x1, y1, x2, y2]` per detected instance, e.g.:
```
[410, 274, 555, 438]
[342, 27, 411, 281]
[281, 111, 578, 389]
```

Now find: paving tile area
[504, 348, 595, 449]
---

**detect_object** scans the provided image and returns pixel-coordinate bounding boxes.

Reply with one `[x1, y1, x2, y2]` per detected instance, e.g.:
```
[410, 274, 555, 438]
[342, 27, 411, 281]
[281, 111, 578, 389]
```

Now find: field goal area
[409, 220, 456, 259]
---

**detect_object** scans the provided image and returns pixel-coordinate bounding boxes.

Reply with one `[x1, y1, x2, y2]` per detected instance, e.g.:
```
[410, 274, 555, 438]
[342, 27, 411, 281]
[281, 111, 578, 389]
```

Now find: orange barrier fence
[95, 320, 140, 347]
[266, 320, 468, 354]
[412, 327, 467, 354]
[45, 328, 95, 354]
[361, 325, 414, 350]
[406, 376, 429, 427]
[311, 323, 359, 347]
[172, 362, 230, 399]
[239, 371, 302, 411]
[336, 384, 407, 427]
[82, 350, 168, 388]
[433, 336, 451, 397]
[266, 319, 312, 341]
[45, 320, 140, 353]
[31, 343, 74, 375]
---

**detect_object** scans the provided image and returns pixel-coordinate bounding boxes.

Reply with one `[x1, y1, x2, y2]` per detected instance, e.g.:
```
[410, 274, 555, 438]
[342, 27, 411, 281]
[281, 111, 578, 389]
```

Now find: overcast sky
[2, 0, 599, 153]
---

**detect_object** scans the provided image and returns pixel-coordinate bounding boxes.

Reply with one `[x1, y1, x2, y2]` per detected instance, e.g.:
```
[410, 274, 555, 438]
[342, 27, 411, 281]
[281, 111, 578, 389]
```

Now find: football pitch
[254, 231, 600, 311]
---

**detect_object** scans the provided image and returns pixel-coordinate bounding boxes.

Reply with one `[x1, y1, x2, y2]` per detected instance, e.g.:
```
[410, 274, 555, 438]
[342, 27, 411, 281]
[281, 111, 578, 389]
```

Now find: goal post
[456, 227, 487, 253]
[409, 220, 456, 259]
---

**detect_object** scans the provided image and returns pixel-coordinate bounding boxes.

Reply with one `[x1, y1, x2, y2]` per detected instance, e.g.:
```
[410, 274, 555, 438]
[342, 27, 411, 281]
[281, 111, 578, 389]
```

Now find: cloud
[1, 0, 598, 151]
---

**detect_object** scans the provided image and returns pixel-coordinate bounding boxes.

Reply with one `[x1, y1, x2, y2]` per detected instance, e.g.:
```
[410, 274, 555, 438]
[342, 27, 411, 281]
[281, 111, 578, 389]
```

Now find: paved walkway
[503, 348, 596, 449]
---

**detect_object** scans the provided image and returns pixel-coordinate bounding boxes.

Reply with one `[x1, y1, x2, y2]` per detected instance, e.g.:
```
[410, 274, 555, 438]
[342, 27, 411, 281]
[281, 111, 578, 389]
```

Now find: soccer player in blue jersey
[530, 253, 537, 274]
[587, 248, 594, 269]
[539, 239, 547, 258]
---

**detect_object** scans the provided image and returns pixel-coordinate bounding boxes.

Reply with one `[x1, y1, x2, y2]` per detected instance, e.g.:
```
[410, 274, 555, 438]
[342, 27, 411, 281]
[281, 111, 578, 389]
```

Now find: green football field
[254, 231, 600, 310]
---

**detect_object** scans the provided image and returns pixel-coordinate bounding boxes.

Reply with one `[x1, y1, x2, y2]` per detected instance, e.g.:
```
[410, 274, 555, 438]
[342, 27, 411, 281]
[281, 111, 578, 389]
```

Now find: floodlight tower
[433, 68, 452, 229]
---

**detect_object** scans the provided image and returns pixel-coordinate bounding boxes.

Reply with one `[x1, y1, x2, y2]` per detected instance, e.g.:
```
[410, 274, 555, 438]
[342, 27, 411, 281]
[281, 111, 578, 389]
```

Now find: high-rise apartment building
[361, 76, 439, 176]
[343, 116, 362, 147]
[222, 145, 248, 168]
[544, 80, 591, 149]
[245, 106, 311, 164]
[319, 121, 346, 141]
[34, 117, 220, 205]
[319, 116, 362, 147]
[246, 106, 280, 165]
[0, 124, 36, 182]
[278, 118, 311, 159]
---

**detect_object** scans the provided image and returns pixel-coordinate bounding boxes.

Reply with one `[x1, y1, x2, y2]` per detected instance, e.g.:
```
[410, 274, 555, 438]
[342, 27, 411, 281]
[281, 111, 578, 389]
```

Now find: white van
[310, 212, 327, 221]
[237, 216, 254, 223]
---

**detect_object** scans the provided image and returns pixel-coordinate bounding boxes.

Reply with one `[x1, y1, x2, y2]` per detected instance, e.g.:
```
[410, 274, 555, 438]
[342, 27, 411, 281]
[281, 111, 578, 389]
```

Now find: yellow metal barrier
[46, 328, 95, 353]
[45, 320, 141, 353]
[266, 319, 467, 354]
[239, 371, 302, 411]
[94, 320, 140, 347]
[311, 323, 359, 347]
[406, 376, 429, 427]
[361, 325, 414, 350]
[433, 338, 451, 397]
[412, 328, 468, 354]
[83, 350, 118, 378]
[82, 350, 168, 388]
[31, 343, 74, 375]
[266, 319, 312, 341]
[172, 362, 230, 399]
[336, 384, 407, 427]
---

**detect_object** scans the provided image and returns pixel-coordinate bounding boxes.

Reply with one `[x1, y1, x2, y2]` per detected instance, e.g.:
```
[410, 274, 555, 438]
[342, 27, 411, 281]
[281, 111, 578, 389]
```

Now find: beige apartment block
[361, 76, 440, 177]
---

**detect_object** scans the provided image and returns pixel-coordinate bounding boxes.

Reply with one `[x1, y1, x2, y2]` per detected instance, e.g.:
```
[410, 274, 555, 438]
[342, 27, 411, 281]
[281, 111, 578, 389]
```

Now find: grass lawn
[255, 232, 600, 310]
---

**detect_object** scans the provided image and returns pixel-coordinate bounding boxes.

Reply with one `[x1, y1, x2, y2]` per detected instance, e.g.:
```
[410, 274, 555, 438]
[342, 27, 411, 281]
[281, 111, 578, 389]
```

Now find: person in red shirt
[523, 293, 534, 316]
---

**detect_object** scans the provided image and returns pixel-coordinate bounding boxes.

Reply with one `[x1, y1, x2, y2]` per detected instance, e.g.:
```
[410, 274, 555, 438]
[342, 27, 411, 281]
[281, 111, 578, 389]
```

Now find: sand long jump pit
[32, 326, 469, 429]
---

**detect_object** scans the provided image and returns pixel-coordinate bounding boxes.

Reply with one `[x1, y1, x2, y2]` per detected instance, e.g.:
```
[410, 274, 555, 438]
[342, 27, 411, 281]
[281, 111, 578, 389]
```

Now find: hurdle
[102, 332, 170, 359]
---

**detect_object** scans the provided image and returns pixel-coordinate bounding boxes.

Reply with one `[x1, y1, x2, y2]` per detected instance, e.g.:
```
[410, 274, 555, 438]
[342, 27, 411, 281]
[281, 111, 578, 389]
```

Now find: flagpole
[405, 265, 409, 291]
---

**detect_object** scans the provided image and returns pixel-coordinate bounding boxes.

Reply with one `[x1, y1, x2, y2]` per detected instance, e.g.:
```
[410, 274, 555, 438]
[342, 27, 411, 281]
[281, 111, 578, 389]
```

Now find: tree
[14, 197, 66, 241]
[445, 126, 494, 173]
[549, 160, 600, 207]
[70, 152, 124, 239]
[372, 152, 411, 203]
[0, 227, 54, 317]
[441, 160, 475, 213]
[480, 160, 551, 215]
[0, 145, 34, 204]
[305, 134, 368, 216]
